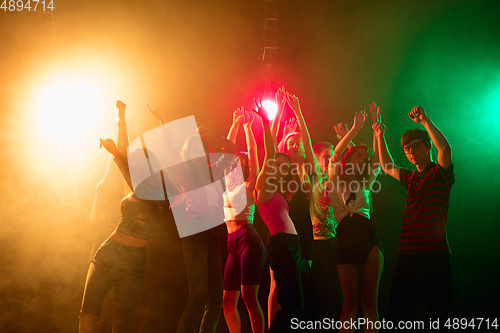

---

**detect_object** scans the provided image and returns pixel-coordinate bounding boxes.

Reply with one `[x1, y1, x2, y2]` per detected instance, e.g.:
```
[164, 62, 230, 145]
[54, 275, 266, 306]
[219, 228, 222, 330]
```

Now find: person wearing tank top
[80, 101, 175, 333]
[326, 103, 384, 333]
[222, 108, 266, 333]
[268, 88, 321, 326]
[253, 95, 317, 333]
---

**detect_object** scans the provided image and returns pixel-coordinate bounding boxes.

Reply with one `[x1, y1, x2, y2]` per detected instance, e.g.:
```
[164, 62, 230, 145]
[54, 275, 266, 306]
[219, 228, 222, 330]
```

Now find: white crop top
[328, 186, 371, 223]
[223, 183, 256, 222]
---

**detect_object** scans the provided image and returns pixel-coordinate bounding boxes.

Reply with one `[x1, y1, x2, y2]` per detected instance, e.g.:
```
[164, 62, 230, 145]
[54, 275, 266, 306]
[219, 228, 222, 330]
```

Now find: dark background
[1, 0, 499, 332]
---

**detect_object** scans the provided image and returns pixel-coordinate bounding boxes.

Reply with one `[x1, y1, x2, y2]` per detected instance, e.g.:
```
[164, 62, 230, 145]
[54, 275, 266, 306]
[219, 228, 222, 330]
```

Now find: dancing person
[252, 99, 310, 332]
[310, 141, 342, 322]
[222, 110, 266, 333]
[280, 92, 321, 265]
[309, 123, 355, 323]
[80, 100, 173, 333]
[326, 102, 383, 333]
[267, 90, 321, 325]
[373, 106, 454, 325]
[148, 107, 239, 333]
[88, 152, 151, 333]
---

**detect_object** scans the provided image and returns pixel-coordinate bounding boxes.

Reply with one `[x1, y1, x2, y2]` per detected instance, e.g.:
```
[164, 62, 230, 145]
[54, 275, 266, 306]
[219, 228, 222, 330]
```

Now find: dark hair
[234, 151, 249, 181]
[276, 152, 292, 163]
[401, 128, 431, 148]
[180, 134, 212, 161]
[180, 134, 213, 177]
[274, 152, 293, 199]
[313, 141, 334, 156]
[340, 144, 374, 211]
[127, 147, 167, 199]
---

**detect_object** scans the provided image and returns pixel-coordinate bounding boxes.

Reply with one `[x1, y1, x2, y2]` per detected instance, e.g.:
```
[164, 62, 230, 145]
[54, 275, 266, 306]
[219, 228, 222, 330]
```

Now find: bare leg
[223, 290, 241, 333]
[241, 285, 265, 333]
[337, 264, 360, 333]
[361, 247, 384, 333]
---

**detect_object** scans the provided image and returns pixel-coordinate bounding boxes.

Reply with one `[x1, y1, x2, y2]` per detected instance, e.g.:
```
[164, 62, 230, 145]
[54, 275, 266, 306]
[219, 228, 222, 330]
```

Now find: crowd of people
[79, 87, 455, 333]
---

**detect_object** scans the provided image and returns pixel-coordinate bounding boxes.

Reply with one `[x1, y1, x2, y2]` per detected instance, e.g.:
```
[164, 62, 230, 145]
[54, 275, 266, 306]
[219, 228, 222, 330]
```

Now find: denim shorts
[92, 238, 147, 278]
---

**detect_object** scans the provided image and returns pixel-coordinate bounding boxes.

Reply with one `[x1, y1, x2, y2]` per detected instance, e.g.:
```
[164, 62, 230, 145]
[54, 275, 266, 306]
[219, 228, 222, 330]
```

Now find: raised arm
[368, 102, 381, 178]
[100, 138, 134, 191]
[409, 106, 452, 169]
[271, 86, 287, 143]
[198, 127, 239, 155]
[147, 105, 189, 198]
[277, 117, 298, 152]
[197, 126, 240, 182]
[254, 99, 277, 204]
[148, 104, 166, 125]
[242, 112, 259, 192]
[373, 122, 401, 181]
[332, 110, 367, 163]
[227, 107, 245, 144]
[286, 92, 321, 177]
[334, 123, 356, 150]
[116, 100, 129, 156]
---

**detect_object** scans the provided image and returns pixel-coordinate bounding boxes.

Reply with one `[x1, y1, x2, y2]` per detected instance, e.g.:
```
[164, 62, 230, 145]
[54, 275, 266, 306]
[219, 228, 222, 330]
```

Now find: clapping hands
[242, 110, 254, 128]
[233, 107, 245, 125]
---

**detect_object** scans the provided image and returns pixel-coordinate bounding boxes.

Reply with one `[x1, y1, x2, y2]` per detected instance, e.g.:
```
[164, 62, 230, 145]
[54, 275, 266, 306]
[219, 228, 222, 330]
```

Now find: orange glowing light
[36, 77, 104, 141]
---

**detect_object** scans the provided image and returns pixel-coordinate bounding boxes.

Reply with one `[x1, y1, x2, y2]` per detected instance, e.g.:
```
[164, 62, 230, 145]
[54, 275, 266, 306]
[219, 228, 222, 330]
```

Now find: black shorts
[336, 214, 383, 265]
[223, 225, 266, 290]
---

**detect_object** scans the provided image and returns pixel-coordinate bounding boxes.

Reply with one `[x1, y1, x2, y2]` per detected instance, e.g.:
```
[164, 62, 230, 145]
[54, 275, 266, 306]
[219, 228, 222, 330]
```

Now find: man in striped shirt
[373, 105, 454, 324]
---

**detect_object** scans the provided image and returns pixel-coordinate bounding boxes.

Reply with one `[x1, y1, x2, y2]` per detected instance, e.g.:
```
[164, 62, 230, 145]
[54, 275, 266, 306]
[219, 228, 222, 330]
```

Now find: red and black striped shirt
[399, 162, 455, 254]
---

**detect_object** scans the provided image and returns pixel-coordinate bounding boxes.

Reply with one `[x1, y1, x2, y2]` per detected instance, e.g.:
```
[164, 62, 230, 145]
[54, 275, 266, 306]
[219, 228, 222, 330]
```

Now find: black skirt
[336, 214, 384, 265]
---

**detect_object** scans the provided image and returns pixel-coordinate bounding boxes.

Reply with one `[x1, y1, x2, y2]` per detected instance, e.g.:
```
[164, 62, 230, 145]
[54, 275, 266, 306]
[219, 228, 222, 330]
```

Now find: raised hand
[372, 122, 386, 138]
[242, 111, 254, 128]
[252, 98, 269, 123]
[116, 100, 126, 119]
[233, 106, 245, 125]
[334, 123, 349, 141]
[408, 105, 427, 123]
[353, 110, 368, 129]
[369, 101, 381, 123]
[197, 126, 216, 139]
[275, 86, 286, 105]
[286, 92, 301, 114]
[147, 104, 164, 124]
[100, 138, 120, 157]
[283, 117, 298, 138]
